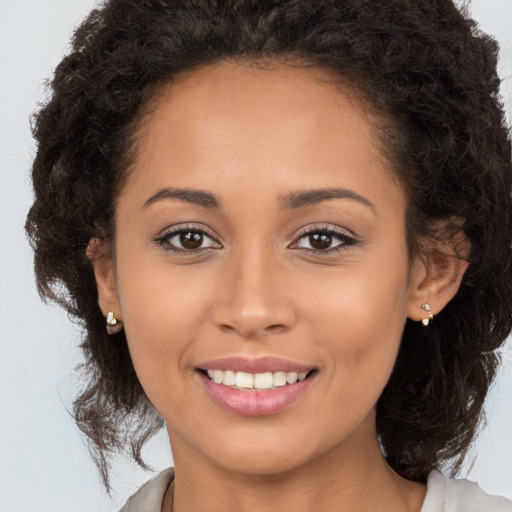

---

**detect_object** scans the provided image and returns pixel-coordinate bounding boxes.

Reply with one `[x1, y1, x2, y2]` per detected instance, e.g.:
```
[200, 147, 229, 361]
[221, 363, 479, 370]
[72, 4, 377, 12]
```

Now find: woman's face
[105, 61, 426, 475]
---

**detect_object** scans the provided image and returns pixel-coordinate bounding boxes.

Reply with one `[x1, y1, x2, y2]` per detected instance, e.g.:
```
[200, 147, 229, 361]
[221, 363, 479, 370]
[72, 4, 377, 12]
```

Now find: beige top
[119, 468, 512, 512]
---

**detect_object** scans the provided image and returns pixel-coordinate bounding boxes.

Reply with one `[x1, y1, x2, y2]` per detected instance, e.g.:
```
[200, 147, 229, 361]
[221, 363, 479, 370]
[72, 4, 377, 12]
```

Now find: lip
[196, 357, 317, 416]
[197, 356, 313, 374]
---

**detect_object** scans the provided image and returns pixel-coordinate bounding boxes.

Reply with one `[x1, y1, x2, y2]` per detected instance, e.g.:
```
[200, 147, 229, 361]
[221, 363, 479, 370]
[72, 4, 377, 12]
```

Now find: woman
[26, 0, 512, 510]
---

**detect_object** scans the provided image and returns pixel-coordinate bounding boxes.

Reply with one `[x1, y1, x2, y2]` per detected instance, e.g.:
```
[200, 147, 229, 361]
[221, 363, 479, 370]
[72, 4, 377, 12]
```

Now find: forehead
[123, 60, 402, 210]
[138, 60, 377, 154]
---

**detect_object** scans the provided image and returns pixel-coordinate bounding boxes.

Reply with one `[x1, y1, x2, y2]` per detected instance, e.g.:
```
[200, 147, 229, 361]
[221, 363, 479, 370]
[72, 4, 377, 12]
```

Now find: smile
[206, 370, 308, 391]
[197, 358, 317, 416]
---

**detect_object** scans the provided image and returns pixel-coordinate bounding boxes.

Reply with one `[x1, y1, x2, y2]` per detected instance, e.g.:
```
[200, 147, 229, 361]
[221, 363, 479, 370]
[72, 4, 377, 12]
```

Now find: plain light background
[1, 1, 511, 511]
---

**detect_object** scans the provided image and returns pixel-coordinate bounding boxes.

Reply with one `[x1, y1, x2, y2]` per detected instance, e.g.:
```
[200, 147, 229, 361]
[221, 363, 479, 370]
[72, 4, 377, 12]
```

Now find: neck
[165, 422, 426, 512]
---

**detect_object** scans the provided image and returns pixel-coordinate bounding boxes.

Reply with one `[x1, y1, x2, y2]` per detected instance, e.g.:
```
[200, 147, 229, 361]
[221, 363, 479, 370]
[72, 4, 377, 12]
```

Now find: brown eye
[157, 227, 220, 252]
[309, 233, 332, 250]
[293, 228, 357, 253]
[180, 231, 203, 249]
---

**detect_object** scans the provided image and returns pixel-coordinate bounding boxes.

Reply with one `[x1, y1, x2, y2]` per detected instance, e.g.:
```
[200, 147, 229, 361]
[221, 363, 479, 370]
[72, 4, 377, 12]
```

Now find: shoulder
[119, 468, 174, 512]
[421, 470, 511, 512]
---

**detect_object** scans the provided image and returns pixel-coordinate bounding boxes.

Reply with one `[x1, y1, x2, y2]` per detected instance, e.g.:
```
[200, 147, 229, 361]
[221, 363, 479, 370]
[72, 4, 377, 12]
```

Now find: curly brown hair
[25, 0, 512, 491]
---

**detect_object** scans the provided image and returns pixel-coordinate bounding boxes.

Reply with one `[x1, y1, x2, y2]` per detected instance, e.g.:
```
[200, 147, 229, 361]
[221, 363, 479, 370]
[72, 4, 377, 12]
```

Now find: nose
[211, 245, 297, 340]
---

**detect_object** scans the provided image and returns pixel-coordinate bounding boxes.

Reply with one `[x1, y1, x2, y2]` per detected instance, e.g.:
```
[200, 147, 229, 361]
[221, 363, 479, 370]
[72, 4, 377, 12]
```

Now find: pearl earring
[421, 304, 434, 326]
[106, 311, 123, 334]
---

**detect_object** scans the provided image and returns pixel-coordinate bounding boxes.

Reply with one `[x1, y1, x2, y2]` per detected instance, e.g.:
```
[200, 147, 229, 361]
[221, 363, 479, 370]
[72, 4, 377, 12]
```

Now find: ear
[407, 225, 470, 323]
[86, 238, 122, 322]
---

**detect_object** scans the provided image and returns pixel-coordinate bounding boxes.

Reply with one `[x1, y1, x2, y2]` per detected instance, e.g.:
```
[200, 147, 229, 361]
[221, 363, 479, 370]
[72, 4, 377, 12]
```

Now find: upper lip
[197, 356, 314, 374]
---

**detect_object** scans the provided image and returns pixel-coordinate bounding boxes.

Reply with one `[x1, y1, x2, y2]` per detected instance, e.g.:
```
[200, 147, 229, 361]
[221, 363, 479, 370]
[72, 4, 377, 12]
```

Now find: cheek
[303, 251, 411, 404]
[114, 258, 215, 397]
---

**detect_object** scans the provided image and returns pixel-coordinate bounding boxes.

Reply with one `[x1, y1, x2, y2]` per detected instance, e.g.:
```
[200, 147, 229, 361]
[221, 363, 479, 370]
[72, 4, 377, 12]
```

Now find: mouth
[196, 358, 317, 416]
[198, 368, 313, 391]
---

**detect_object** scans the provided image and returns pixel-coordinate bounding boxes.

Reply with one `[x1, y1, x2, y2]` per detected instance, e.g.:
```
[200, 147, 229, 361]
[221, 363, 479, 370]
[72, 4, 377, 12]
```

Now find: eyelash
[153, 224, 221, 254]
[153, 225, 359, 255]
[290, 226, 359, 255]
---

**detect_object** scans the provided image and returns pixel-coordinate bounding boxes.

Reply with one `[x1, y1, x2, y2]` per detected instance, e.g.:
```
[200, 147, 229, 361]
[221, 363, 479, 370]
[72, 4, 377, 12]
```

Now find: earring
[106, 311, 123, 335]
[421, 303, 433, 326]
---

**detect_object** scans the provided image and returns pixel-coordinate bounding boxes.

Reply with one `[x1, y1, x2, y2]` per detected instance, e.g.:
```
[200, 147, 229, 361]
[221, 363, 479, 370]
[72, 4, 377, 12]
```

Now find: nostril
[265, 324, 287, 333]
[216, 322, 287, 338]
[219, 324, 236, 333]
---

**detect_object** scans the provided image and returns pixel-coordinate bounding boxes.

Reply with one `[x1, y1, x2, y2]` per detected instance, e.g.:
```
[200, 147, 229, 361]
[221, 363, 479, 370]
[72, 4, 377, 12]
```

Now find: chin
[194, 423, 345, 478]
[210, 448, 312, 477]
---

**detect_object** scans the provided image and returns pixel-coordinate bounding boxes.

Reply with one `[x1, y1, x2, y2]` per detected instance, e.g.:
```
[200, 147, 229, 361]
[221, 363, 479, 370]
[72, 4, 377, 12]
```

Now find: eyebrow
[281, 187, 376, 213]
[143, 188, 221, 209]
[142, 186, 375, 213]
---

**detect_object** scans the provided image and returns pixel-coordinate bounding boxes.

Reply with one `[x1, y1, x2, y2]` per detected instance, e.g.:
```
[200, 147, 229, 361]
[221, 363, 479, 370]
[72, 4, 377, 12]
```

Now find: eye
[155, 226, 221, 253]
[292, 227, 358, 253]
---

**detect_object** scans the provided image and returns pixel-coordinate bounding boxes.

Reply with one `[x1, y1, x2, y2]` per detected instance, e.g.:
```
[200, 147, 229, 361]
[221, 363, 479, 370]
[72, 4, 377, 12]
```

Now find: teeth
[235, 371, 254, 389]
[223, 370, 236, 386]
[286, 372, 298, 384]
[205, 369, 310, 390]
[254, 372, 273, 389]
[273, 371, 287, 387]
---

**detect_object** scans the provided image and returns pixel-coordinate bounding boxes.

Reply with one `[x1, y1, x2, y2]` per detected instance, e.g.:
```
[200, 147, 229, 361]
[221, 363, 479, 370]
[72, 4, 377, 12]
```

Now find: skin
[90, 61, 468, 512]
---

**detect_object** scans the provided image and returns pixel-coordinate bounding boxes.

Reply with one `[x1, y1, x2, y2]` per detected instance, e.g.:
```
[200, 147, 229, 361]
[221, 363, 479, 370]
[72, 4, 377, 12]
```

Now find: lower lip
[198, 372, 316, 416]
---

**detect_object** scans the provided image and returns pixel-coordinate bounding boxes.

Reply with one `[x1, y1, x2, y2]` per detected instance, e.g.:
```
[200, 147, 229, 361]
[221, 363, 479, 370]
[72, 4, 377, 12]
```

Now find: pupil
[310, 233, 332, 250]
[180, 231, 203, 249]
